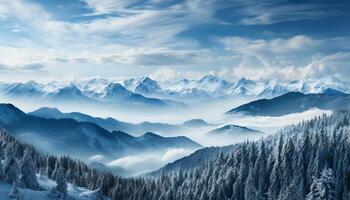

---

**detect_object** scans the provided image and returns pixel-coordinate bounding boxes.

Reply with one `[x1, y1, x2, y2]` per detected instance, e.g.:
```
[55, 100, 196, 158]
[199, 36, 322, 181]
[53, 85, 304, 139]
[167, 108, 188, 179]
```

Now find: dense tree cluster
[0, 111, 349, 199]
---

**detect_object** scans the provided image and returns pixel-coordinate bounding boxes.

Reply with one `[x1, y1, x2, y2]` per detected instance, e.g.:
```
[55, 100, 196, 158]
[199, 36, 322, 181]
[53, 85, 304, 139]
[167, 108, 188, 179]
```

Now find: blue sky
[0, 0, 349, 81]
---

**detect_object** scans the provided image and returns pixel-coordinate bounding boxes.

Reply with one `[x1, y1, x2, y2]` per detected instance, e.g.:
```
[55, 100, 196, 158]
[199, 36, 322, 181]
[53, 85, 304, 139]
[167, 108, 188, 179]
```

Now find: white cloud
[0, 0, 348, 82]
[239, 2, 335, 25]
[219, 35, 315, 54]
[150, 67, 206, 81]
[297, 52, 350, 80]
[216, 51, 350, 81]
[216, 35, 350, 81]
[0, 0, 217, 80]
[107, 148, 193, 175]
[83, 0, 143, 15]
[87, 154, 105, 162]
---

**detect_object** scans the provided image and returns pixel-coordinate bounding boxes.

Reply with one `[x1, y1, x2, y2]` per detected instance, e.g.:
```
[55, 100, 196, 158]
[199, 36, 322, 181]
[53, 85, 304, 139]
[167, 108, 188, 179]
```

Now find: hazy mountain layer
[227, 90, 350, 116]
[0, 104, 201, 160]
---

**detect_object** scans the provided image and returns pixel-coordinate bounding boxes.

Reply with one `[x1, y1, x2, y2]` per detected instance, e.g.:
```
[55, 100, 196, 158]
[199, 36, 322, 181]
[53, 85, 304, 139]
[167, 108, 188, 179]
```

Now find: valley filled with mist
[0, 75, 341, 177]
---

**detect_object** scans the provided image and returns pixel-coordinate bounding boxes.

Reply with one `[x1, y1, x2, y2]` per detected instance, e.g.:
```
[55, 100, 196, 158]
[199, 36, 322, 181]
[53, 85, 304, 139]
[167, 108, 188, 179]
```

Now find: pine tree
[280, 138, 295, 190]
[232, 144, 249, 200]
[306, 168, 336, 200]
[279, 182, 302, 200]
[51, 161, 60, 181]
[254, 140, 267, 200]
[244, 166, 257, 200]
[0, 157, 4, 180]
[267, 135, 283, 200]
[4, 144, 19, 184]
[294, 131, 311, 197]
[50, 167, 67, 199]
[20, 147, 39, 190]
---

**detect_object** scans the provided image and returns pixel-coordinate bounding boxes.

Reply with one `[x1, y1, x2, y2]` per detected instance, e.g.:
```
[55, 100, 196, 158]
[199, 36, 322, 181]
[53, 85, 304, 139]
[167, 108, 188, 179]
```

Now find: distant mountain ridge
[0, 104, 201, 160]
[0, 80, 185, 110]
[227, 90, 350, 116]
[29, 107, 211, 136]
[0, 75, 348, 105]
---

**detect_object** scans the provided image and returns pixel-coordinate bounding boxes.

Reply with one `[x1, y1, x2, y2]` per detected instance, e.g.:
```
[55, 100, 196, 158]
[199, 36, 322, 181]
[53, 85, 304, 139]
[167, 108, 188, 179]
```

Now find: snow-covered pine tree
[294, 131, 311, 197]
[306, 168, 336, 200]
[51, 161, 60, 181]
[0, 157, 4, 180]
[280, 138, 295, 191]
[254, 140, 268, 200]
[20, 147, 39, 190]
[279, 181, 302, 200]
[244, 165, 257, 200]
[267, 135, 283, 200]
[3, 143, 19, 184]
[50, 167, 67, 199]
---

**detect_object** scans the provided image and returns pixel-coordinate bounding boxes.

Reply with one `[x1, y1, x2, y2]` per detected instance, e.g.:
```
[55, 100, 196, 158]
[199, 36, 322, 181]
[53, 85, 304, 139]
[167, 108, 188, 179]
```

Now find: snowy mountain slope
[147, 145, 235, 176]
[0, 81, 45, 99]
[0, 176, 107, 200]
[46, 84, 96, 103]
[257, 80, 289, 98]
[148, 110, 349, 178]
[134, 76, 162, 96]
[0, 131, 115, 199]
[227, 91, 350, 116]
[0, 104, 201, 160]
[74, 78, 112, 98]
[143, 112, 350, 200]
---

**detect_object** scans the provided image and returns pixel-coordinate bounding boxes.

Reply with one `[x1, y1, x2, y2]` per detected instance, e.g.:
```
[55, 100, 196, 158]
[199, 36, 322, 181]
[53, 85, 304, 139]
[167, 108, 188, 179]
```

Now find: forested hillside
[0, 111, 349, 199]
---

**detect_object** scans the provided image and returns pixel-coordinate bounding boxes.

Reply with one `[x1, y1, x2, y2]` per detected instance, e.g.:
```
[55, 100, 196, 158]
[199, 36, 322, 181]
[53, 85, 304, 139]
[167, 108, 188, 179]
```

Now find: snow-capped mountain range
[0, 75, 348, 105]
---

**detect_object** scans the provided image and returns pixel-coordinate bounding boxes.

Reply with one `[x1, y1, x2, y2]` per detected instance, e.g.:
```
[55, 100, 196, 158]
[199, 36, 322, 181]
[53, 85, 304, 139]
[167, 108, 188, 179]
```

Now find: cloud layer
[0, 0, 348, 81]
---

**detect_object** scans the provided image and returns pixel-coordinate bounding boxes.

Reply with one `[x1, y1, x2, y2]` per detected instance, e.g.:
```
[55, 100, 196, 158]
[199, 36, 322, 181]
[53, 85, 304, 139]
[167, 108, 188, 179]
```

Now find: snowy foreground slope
[0, 175, 106, 200]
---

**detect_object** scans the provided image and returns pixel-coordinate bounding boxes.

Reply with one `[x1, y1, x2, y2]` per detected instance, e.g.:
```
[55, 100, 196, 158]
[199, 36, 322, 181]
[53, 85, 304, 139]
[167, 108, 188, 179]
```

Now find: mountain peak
[199, 74, 219, 83]
[183, 119, 208, 127]
[142, 132, 162, 138]
[54, 84, 84, 96]
[28, 107, 64, 119]
[106, 83, 127, 91]
[208, 124, 262, 135]
[33, 107, 62, 114]
[236, 77, 256, 87]
[141, 76, 153, 82]
[104, 83, 132, 99]
[135, 76, 161, 95]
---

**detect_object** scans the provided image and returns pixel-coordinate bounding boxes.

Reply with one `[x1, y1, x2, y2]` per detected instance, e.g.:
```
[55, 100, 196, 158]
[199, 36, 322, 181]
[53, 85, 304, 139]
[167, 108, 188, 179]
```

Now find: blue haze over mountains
[0, 104, 201, 172]
[0, 74, 348, 178]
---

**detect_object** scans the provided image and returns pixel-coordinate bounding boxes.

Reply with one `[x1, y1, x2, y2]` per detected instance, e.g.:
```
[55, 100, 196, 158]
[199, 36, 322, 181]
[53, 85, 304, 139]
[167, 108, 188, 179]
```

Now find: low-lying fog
[2, 97, 333, 177]
[88, 148, 195, 177]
